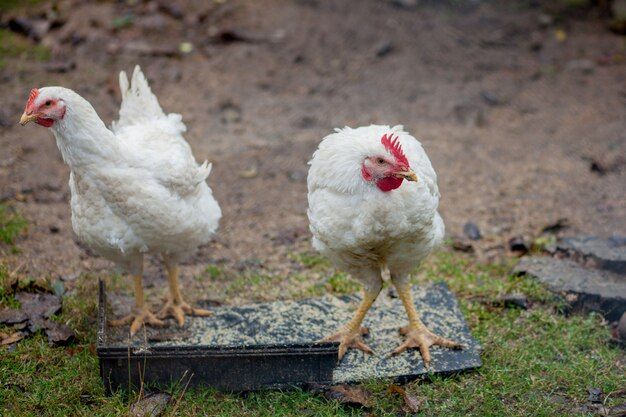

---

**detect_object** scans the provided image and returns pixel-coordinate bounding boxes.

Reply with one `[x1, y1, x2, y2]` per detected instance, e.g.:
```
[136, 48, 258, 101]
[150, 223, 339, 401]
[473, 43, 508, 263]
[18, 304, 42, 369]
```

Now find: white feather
[37, 66, 221, 273]
[307, 124, 444, 280]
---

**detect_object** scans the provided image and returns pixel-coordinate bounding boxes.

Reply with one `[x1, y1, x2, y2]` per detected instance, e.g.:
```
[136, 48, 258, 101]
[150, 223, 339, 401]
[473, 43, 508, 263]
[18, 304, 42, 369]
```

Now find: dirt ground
[0, 0, 624, 293]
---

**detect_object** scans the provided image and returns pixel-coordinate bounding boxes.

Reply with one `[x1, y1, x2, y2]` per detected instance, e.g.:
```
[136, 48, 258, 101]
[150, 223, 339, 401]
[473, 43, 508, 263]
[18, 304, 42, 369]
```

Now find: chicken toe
[392, 325, 463, 367]
[157, 299, 211, 326]
[109, 307, 166, 336]
[323, 326, 373, 359]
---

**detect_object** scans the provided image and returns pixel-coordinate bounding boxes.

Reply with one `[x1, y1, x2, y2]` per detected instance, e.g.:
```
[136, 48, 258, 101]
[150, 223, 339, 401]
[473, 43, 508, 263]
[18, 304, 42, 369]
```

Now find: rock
[480, 90, 504, 106]
[557, 236, 626, 274]
[452, 239, 474, 253]
[374, 41, 394, 58]
[7, 17, 51, 40]
[565, 59, 594, 75]
[44, 320, 75, 346]
[508, 236, 529, 255]
[0, 332, 24, 346]
[129, 392, 171, 417]
[514, 257, 626, 321]
[498, 293, 529, 310]
[0, 308, 28, 325]
[588, 387, 603, 404]
[463, 222, 482, 241]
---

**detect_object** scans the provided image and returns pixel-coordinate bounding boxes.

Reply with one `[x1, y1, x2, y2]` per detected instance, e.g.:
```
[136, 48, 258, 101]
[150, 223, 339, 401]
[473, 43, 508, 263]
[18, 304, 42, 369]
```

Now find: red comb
[26, 88, 39, 111]
[381, 134, 409, 167]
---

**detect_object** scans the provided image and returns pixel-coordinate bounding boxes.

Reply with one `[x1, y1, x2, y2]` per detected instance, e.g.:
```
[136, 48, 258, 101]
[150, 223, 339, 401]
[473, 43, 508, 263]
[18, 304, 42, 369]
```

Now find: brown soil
[1, 0, 624, 298]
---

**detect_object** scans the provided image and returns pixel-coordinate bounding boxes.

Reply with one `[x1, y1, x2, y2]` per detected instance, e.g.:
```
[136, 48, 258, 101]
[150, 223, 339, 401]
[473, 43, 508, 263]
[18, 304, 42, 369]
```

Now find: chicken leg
[323, 281, 382, 359]
[391, 275, 463, 367]
[157, 260, 211, 326]
[109, 274, 165, 336]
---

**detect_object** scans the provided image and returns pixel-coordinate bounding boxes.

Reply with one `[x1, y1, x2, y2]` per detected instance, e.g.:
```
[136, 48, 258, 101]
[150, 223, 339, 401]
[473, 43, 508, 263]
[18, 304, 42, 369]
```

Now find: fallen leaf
[324, 385, 373, 409]
[44, 320, 76, 346]
[129, 392, 171, 417]
[15, 292, 62, 320]
[388, 384, 421, 413]
[0, 308, 28, 325]
[0, 332, 24, 346]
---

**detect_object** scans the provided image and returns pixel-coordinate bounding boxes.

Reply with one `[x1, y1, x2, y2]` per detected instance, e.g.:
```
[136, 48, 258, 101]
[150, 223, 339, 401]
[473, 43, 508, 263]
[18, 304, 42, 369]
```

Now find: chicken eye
[377, 158, 385, 165]
[45, 100, 52, 106]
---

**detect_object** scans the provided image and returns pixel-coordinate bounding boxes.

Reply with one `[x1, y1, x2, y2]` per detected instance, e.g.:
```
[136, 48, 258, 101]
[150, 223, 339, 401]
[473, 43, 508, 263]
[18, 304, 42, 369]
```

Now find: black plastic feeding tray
[98, 280, 481, 393]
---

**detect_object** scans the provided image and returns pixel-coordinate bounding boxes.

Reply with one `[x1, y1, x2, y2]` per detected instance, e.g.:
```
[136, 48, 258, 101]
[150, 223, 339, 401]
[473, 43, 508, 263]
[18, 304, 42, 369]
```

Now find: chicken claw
[392, 324, 463, 368]
[109, 307, 166, 336]
[157, 300, 211, 326]
[322, 326, 373, 359]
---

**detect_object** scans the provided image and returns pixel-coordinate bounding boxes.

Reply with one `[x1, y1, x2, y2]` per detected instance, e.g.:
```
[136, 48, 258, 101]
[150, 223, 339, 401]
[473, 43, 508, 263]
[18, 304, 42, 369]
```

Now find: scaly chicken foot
[322, 284, 381, 359]
[392, 323, 463, 367]
[157, 299, 211, 326]
[109, 307, 166, 336]
[392, 278, 463, 367]
[109, 272, 165, 336]
[157, 260, 211, 326]
[323, 326, 372, 359]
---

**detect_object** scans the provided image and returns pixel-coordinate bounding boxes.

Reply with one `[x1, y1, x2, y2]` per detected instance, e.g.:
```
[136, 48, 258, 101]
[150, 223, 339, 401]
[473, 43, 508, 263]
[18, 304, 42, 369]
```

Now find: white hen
[307, 124, 462, 365]
[20, 66, 221, 335]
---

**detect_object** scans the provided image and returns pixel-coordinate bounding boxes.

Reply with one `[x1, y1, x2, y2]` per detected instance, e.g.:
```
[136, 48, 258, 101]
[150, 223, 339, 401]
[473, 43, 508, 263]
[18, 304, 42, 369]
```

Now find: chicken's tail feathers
[113, 65, 184, 134]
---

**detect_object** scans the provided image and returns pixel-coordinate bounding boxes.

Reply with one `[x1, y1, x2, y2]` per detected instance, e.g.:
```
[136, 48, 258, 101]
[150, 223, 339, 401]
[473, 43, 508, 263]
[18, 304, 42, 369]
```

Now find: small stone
[452, 239, 474, 253]
[463, 222, 482, 241]
[480, 90, 503, 106]
[374, 41, 394, 58]
[508, 236, 529, 254]
[129, 392, 171, 417]
[499, 293, 529, 310]
[588, 387, 603, 404]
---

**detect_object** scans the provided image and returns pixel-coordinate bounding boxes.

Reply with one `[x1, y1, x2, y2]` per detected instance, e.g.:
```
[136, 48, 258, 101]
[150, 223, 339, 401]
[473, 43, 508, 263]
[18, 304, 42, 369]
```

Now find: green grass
[1, 253, 624, 416]
[0, 204, 27, 247]
[0, 29, 50, 69]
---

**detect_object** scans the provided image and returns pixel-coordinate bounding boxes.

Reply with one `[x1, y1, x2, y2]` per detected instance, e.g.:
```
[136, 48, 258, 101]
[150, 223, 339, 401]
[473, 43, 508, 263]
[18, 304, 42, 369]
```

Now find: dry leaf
[1, 332, 24, 346]
[324, 384, 373, 408]
[389, 384, 422, 413]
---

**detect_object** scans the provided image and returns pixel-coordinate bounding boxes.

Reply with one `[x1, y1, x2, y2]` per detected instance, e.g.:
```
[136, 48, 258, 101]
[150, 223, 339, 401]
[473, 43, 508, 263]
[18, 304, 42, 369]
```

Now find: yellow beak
[396, 169, 418, 182]
[19, 112, 37, 126]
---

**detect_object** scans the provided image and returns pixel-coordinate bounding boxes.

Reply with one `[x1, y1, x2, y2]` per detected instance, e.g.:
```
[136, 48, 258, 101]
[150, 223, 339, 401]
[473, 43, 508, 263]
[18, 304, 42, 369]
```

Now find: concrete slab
[515, 257, 626, 321]
[100, 282, 481, 391]
[557, 236, 626, 275]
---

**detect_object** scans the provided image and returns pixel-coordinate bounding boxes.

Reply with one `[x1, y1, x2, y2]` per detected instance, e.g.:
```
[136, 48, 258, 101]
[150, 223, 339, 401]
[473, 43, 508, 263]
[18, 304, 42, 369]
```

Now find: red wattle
[36, 117, 54, 127]
[376, 176, 403, 192]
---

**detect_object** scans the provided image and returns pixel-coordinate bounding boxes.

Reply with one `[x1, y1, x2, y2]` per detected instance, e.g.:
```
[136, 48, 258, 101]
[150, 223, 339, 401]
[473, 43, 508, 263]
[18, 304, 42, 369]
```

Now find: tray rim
[97, 279, 339, 357]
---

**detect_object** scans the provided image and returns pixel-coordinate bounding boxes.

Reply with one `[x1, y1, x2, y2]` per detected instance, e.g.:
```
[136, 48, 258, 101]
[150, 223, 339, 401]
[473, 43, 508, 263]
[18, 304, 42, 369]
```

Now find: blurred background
[0, 0, 624, 283]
